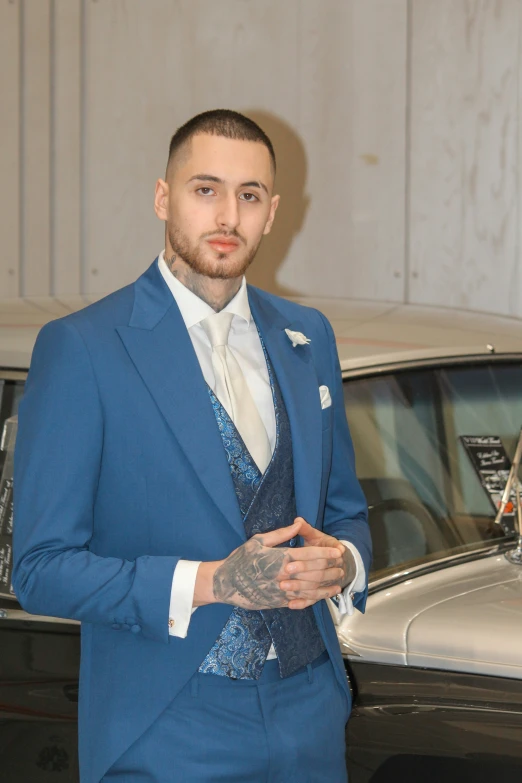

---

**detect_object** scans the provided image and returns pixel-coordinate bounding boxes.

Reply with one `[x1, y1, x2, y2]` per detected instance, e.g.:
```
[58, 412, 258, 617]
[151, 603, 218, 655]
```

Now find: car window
[0, 379, 24, 475]
[344, 362, 519, 579]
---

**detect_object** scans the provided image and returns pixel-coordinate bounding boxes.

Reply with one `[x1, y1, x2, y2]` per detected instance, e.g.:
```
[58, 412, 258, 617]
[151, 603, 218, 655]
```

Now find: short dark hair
[166, 109, 276, 174]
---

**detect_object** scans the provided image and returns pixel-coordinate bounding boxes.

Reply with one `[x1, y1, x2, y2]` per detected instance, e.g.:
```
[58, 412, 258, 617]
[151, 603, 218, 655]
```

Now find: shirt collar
[157, 251, 251, 331]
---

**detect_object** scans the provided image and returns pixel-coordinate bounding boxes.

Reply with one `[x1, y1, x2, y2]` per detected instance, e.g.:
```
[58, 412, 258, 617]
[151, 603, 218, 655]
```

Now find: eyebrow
[186, 174, 268, 195]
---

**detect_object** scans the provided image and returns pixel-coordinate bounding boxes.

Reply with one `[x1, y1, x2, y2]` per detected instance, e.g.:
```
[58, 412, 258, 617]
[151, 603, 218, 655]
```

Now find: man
[13, 110, 371, 782]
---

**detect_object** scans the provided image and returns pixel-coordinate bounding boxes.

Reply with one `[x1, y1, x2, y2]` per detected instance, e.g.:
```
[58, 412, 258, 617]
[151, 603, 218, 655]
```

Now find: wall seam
[18, 0, 25, 298]
[514, 0, 521, 317]
[80, 0, 86, 296]
[49, 0, 55, 297]
[403, 0, 413, 304]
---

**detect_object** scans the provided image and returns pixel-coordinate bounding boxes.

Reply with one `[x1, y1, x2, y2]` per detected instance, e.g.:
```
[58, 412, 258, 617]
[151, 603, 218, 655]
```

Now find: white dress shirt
[157, 252, 366, 646]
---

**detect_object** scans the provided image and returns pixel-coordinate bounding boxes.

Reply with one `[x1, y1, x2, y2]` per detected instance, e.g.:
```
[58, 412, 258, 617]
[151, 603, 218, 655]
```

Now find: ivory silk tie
[201, 311, 272, 473]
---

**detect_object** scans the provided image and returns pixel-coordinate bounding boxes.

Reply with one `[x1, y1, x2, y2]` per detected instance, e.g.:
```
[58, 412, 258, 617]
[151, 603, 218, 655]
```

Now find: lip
[207, 237, 240, 252]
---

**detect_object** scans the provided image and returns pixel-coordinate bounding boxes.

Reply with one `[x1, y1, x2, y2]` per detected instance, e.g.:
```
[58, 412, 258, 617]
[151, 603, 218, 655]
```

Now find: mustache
[201, 230, 246, 244]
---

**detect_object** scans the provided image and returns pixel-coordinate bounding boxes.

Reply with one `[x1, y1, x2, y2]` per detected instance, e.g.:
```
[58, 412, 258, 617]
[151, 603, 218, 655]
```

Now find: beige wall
[0, 0, 521, 318]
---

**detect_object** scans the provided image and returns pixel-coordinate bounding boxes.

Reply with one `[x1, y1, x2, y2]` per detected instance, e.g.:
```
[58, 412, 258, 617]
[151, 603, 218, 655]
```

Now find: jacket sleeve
[317, 311, 372, 612]
[12, 318, 178, 644]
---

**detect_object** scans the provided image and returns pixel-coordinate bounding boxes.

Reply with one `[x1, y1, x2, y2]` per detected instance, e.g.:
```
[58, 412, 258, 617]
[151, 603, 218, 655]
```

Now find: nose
[216, 193, 240, 231]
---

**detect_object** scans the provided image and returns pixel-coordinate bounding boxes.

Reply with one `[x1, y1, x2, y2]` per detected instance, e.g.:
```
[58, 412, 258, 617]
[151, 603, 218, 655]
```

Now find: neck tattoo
[165, 253, 241, 312]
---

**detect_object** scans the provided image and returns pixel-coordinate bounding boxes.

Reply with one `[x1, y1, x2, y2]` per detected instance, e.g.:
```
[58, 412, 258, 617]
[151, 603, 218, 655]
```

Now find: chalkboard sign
[0, 477, 13, 536]
[0, 417, 17, 598]
[460, 435, 516, 516]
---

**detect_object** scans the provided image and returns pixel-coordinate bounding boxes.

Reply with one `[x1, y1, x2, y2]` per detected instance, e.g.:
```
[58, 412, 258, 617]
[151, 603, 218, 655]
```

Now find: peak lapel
[248, 289, 322, 528]
[116, 261, 245, 542]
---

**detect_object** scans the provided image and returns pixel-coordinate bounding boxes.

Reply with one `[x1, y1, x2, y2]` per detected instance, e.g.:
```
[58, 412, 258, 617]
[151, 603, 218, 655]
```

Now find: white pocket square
[319, 385, 332, 409]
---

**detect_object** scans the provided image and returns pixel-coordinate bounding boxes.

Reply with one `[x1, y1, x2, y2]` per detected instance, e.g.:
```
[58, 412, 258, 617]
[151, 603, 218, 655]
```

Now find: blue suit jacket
[13, 259, 371, 783]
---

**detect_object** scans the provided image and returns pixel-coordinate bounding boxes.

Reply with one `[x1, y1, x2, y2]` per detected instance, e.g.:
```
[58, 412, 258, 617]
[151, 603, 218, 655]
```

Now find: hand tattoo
[213, 535, 295, 610]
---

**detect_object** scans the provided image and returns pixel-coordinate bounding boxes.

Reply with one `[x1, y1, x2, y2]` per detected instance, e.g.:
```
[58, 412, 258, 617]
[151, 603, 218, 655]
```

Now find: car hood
[336, 550, 522, 678]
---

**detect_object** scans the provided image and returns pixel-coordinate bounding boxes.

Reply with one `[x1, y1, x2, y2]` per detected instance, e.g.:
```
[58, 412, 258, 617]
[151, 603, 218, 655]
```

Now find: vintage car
[1, 295, 522, 781]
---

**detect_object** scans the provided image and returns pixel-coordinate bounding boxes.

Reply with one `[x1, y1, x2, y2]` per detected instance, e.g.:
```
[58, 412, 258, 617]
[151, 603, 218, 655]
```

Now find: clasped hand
[212, 517, 356, 611]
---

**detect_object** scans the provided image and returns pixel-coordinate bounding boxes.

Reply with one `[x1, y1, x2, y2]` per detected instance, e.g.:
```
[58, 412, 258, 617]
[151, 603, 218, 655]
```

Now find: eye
[196, 187, 215, 196]
[239, 192, 259, 202]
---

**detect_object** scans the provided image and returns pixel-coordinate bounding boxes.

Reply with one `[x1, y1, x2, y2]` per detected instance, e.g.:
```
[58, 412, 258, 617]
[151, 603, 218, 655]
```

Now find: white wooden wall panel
[175, 1, 302, 296]
[408, 0, 520, 315]
[276, 0, 407, 301]
[22, 0, 52, 298]
[83, 0, 300, 296]
[82, 0, 176, 295]
[0, 0, 21, 298]
[52, 0, 81, 297]
[1, 0, 522, 322]
[186, 0, 300, 117]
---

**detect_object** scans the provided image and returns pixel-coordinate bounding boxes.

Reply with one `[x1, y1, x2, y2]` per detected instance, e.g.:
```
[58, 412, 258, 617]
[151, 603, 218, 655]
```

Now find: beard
[167, 225, 261, 280]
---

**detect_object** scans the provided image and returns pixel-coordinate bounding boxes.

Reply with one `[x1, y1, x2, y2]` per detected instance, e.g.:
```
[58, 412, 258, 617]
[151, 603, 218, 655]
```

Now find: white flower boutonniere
[285, 328, 311, 348]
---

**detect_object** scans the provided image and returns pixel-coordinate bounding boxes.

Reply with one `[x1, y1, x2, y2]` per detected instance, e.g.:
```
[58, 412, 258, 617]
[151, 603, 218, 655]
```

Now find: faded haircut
[166, 109, 276, 175]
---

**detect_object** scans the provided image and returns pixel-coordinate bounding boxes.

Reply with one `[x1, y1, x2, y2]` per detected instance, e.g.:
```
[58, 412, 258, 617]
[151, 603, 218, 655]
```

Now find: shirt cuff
[168, 559, 201, 637]
[337, 541, 366, 617]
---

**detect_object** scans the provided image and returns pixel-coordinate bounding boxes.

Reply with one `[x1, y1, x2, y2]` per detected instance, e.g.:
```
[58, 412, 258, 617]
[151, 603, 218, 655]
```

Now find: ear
[154, 179, 169, 221]
[263, 194, 280, 236]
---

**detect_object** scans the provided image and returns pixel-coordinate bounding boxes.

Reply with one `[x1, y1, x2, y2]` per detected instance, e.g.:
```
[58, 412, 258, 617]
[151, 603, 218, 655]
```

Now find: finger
[284, 546, 343, 564]
[287, 598, 316, 610]
[276, 561, 341, 585]
[280, 580, 341, 594]
[286, 587, 341, 609]
[295, 519, 340, 549]
[295, 518, 315, 540]
[285, 558, 344, 576]
[282, 580, 342, 595]
[255, 520, 301, 548]
[284, 559, 343, 577]
[279, 569, 344, 590]
[285, 586, 341, 601]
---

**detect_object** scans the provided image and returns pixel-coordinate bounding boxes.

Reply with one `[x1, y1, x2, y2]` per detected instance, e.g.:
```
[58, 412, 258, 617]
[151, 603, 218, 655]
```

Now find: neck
[165, 254, 242, 312]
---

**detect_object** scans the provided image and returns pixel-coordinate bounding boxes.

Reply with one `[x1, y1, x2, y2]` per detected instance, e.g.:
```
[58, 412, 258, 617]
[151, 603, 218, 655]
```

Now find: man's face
[154, 133, 279, 279]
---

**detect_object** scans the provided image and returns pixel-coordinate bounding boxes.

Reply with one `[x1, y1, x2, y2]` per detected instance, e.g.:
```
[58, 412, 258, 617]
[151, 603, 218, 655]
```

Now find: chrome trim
[0, 607, 79, 625]
[367, 540, 516, 594]
[341, 352, 522, 380]
[505, 546, 522, 565]
[341, 642, 362, 657]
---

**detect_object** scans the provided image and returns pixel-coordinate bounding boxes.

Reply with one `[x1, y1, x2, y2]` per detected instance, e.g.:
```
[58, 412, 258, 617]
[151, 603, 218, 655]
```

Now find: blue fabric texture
[103, 656, 348, 783]
[12, 258, 370, 783]
[199, 346, 325, 679]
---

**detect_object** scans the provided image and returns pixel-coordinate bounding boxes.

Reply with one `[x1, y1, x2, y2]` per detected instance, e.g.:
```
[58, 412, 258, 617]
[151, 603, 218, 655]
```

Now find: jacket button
[130, 624, 141, 634]
[111, 623, 120, 630]
[121, 623, 130, 630]
[289, 537, 297, 547]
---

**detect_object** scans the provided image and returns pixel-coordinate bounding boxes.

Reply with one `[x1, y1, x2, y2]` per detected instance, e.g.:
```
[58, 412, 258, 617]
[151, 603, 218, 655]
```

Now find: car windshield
[344, 361, 521, 580]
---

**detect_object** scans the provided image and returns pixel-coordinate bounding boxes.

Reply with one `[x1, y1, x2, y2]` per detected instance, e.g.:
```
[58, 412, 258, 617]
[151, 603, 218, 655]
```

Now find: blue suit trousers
[102, 654, 349, 783]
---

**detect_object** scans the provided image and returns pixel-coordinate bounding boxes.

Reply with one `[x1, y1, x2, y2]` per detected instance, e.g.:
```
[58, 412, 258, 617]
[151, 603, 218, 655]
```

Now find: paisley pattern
[197, 607, 272, 679]
[198, 338, 325, 680]
[207, 391, 261, 514]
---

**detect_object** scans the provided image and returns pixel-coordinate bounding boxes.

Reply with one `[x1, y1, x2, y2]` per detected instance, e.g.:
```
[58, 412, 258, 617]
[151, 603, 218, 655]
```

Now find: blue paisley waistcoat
[198, 346, 325, 679]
